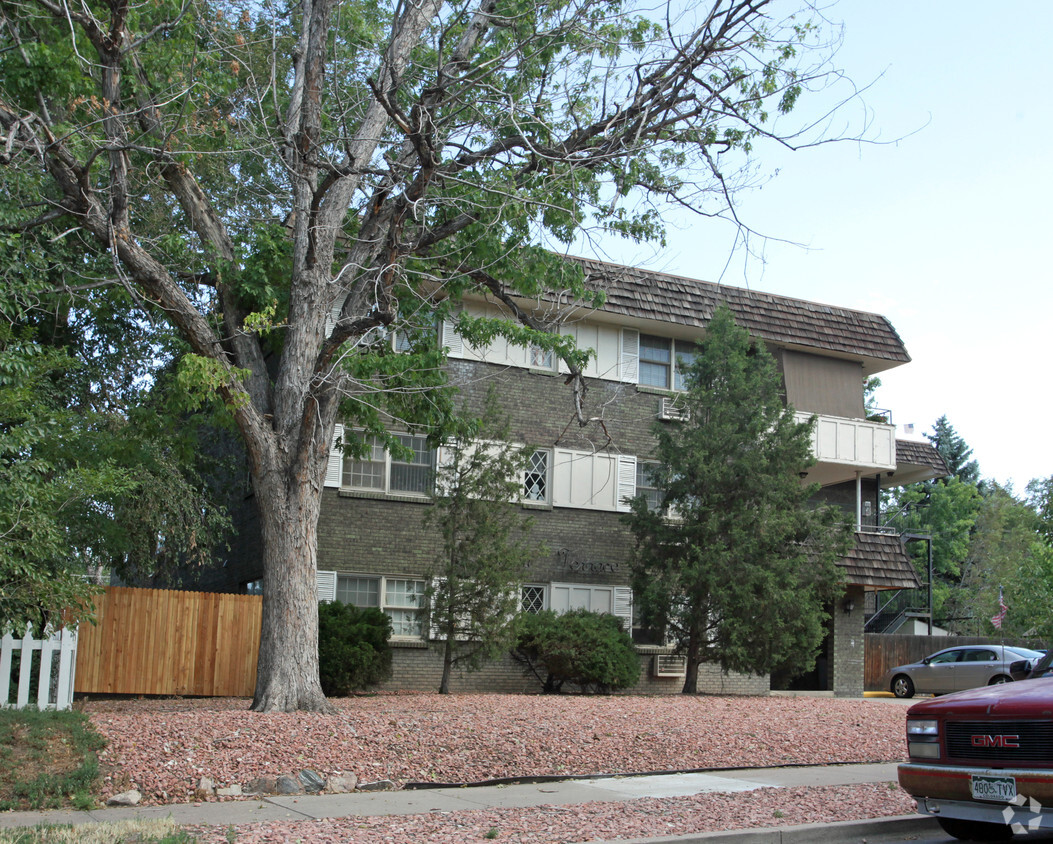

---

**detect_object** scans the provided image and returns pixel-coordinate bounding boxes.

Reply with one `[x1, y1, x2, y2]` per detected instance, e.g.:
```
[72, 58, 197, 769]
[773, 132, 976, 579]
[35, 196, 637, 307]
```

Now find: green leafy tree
[1, 0, 862, 710]
[512, 609, 639, 694]
[0, 334, 112, 633]
[948, 484, 1051, 638]
[1027, 476, 1053, 545]
[422, 394, 540, 694]
[892, 477, 981, 624]
[623, 306, 851, 693]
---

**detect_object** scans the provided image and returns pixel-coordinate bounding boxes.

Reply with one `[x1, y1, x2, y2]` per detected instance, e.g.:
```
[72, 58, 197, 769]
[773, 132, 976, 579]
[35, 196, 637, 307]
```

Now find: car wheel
[989, 674, 1012, 686]
[892, 675, 914, 698]
[937, 816, 1013, 841]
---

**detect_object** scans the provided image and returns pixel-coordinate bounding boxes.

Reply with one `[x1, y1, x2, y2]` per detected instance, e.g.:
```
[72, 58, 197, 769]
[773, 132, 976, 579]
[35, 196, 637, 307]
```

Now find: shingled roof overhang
[839, 531, 921, 590]
[567, 257, 911, 376]
[888, 440, 951, 486]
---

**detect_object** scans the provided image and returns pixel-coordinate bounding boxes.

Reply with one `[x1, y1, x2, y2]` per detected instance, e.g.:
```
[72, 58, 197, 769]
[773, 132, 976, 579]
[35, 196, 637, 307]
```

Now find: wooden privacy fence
[76, 587, 262, 697]
[865, 633, 1048, 691]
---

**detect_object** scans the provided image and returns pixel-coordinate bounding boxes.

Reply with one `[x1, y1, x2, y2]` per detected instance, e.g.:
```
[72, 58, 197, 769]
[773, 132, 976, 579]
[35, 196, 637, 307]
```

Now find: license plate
[971, 774, 1017, 802]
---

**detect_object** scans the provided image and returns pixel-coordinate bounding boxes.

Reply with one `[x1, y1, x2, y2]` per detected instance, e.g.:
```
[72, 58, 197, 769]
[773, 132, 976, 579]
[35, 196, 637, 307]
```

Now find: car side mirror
[1009, 659, 1029, 673]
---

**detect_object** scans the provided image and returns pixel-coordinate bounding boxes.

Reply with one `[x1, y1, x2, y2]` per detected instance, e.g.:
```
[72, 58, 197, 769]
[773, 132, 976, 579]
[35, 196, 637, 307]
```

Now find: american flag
[991, 588, 1008, 629]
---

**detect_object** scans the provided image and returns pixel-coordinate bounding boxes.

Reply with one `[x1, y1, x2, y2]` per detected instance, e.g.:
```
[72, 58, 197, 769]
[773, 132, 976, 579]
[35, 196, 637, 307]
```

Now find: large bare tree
[0, 0, 853, 711]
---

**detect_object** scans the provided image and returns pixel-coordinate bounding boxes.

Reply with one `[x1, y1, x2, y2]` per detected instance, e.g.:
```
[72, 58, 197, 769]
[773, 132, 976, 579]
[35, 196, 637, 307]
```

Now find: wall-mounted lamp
[843, 597, 855, 614]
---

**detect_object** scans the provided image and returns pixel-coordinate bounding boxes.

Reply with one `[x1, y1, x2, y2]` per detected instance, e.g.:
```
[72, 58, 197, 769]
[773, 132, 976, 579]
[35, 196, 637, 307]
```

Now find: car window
[1008, 647, 1045, 660]
[928, 650, 961, 664]
[964, 649, 997, 662]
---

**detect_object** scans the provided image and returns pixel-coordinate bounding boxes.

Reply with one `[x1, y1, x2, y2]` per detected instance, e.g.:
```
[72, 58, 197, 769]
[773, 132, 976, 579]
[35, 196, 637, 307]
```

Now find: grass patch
[0, 708, 106, 811]
[0, 819, 196, 843]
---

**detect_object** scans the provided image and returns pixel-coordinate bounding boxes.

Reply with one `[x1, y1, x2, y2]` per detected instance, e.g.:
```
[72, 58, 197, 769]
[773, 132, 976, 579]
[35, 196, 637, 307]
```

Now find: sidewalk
[0, 762, 937, 842]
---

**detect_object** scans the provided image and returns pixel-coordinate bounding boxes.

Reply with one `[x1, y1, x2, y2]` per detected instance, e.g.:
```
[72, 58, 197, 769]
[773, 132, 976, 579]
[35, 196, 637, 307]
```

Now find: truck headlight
[907, 719, 940, 759]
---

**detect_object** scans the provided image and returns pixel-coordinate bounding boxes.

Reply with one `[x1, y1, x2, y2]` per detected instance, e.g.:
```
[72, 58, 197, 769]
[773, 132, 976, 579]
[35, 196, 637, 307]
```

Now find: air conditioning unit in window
[653, 654, 687, 678]
[658, 397, 689, 421]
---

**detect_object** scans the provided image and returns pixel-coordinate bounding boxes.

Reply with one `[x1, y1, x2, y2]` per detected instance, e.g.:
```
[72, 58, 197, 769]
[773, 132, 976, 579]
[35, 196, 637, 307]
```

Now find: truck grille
[946, 721, 1053, 763]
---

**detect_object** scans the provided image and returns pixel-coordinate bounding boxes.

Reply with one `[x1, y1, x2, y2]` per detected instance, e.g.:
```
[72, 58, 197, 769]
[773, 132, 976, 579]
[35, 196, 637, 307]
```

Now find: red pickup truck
[898, 678, 1053, 840]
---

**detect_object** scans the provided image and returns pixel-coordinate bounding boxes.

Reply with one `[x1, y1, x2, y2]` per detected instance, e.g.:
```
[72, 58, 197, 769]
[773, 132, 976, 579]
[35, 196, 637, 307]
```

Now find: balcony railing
[795, 412, 896, 486]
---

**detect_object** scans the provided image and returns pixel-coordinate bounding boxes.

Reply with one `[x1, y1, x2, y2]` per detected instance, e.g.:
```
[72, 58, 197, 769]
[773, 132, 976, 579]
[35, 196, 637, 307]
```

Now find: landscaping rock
[243, 776, 278, 795]
[107, 790, 142, 806]
[194, 777, 215, 800]
[276, 774, 303, 794]
[357, 779, 395, 792]
[217, 784, 243, 797]
[325, 772, 358, 793]
[299, 769, 326, 793]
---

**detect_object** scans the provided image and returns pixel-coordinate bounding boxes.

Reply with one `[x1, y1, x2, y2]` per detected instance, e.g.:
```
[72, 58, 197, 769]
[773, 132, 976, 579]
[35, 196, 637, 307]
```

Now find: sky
[579, 1, 1052, 493]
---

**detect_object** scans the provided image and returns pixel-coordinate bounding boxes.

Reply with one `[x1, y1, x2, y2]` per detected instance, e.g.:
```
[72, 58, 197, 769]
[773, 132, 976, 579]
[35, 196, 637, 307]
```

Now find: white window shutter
[614, 587, 633, 630]
[617, 455, 637, 512]
[620, 329, 639, 383]
[324, 424, 344, 488]
[441, 309, 464, 357]
[317, 570, 337, 603]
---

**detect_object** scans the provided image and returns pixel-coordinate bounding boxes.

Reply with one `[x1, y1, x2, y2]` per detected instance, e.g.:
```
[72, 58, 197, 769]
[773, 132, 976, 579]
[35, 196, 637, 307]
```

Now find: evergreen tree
[423, 395, 541, 694]
[623, 306, 851, 693]
[926, 415, 981, 486]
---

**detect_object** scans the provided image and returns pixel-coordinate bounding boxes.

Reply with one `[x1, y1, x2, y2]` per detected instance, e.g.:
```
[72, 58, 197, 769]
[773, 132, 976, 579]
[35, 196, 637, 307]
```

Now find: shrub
[512, 609, 640, 694]
[317, 601, 393, 696]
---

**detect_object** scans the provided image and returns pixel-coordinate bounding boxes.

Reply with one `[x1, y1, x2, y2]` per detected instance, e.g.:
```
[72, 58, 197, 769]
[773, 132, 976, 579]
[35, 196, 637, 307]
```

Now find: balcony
[795, 412, 896, 487]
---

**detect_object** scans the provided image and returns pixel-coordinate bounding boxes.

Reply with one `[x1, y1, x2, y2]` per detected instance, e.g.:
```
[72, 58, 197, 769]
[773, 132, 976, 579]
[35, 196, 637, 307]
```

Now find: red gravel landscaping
[85, 693, 907, 799]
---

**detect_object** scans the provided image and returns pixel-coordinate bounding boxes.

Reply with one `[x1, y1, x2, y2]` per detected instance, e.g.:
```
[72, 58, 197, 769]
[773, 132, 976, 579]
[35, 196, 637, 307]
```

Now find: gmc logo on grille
[971, 735, 1020, 748]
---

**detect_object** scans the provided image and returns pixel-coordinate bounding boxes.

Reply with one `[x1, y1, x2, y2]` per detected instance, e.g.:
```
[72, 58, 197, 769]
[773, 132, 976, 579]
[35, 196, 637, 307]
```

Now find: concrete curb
[581, 814, 939, 843]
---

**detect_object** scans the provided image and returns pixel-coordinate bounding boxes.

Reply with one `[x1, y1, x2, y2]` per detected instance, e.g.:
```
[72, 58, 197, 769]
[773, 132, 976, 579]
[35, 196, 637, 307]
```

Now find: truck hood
[907, 677, 1053, 718]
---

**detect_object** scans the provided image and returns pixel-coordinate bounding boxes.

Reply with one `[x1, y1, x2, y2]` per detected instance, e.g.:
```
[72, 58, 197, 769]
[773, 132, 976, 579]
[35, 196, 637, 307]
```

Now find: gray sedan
[883, 645, 1045, 698]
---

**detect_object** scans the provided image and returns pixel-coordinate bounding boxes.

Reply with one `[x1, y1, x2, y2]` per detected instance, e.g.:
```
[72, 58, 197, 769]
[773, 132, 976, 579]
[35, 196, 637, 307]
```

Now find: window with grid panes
[524, 450, 548, 502]
[521, 585, 546, 614]
[636, 462, 662, 512]
[336, 575, 380, 607]
[674, 347, 696, 391]
[336, 574, 425, 637]
[390, 434, 434, 494]
[529, 343, 553, 368]
[343, 434, 385, 489]
[342, 433, 434, 495]
[385, 578, 425, 637]
[639, 335, 672, 388]
[640, 335, 697, 391]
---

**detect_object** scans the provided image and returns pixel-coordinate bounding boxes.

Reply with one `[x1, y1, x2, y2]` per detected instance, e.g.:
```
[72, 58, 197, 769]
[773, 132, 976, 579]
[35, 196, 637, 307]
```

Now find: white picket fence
[0, 625, 78, 710]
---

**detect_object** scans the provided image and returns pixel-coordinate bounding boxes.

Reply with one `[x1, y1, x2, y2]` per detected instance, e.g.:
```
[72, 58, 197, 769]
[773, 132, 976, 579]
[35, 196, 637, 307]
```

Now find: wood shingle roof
[839, 532, 922, 591]
[571, 257, 911, 370]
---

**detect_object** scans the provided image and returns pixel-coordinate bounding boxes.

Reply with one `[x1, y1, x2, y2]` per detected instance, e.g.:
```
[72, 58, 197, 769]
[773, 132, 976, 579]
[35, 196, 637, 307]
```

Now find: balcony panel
[797, 412, 896, 485]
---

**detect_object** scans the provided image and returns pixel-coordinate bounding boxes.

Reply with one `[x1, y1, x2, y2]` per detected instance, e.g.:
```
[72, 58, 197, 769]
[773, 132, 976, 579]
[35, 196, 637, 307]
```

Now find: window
[524, 450, 549, 502]
[529, 342, 554, 369]
[336, 575, 379, 607]
[342, 433, 435, 495]
[521, 584, 546, 614]
[385, 578, 425, 637]
[639, 334, 697, 391]
[335, 574, 425, 638]
[639, 335, 672, 388]
[636, 462, 662, 512]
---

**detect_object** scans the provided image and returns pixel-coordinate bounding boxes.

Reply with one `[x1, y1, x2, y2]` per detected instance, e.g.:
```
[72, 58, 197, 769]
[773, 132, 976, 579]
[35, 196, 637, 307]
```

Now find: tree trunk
[251, 467, 333, 713]
[439, 635, 454, 694]
[682, 618, 703, 695]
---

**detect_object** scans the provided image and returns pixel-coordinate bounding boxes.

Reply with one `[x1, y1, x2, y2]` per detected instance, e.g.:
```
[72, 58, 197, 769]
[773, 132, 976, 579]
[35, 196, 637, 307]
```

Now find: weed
[0, 819, 195, 843]
[773, 809, 785, 818]
[0, 709, 106, 811]
[484, 828, 500, 840]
